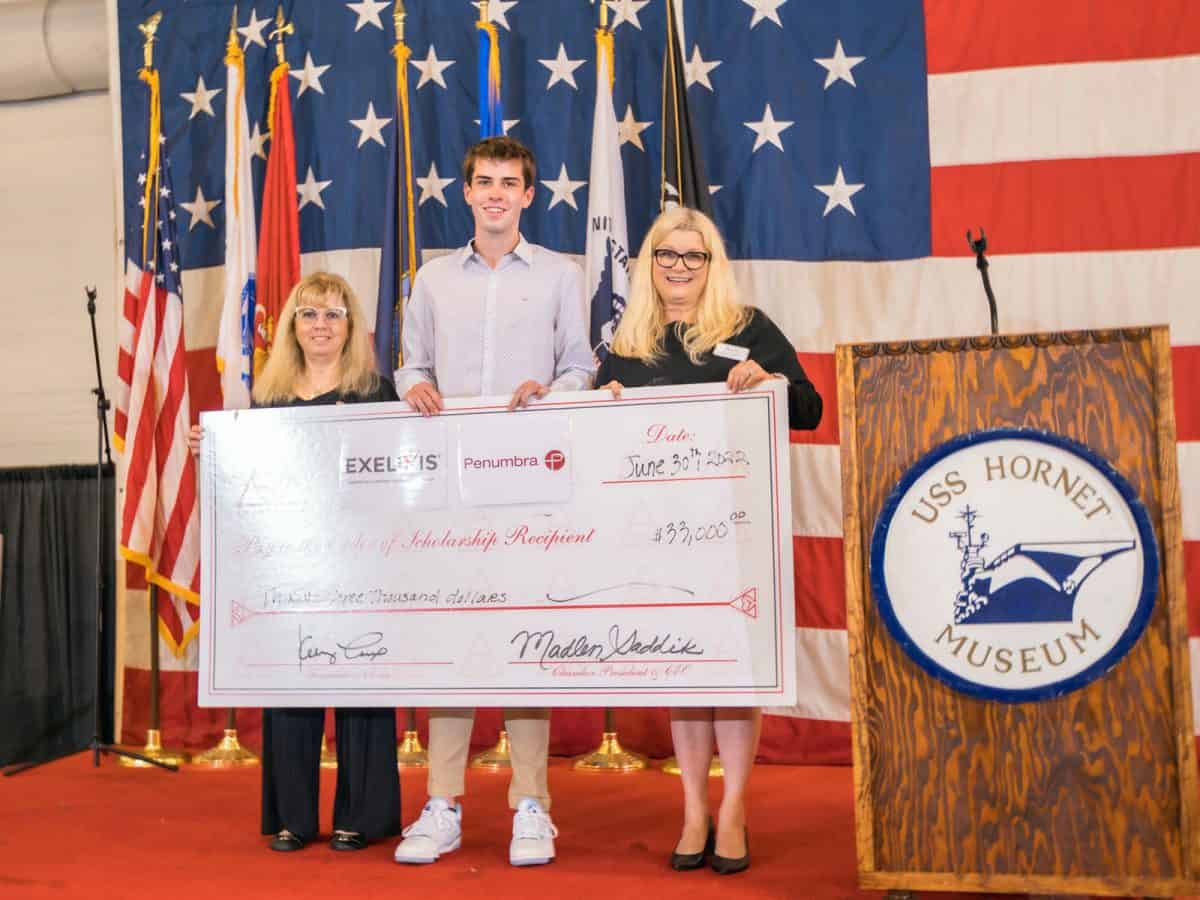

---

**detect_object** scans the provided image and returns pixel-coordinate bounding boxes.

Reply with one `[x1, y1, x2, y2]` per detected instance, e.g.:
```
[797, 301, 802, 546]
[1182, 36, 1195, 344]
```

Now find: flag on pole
[216, 16, 256, 408]
[114, 59, 201, 655]
[477, 7, 504, 138]
[375, 11, 421, 379]
[586, 26, 630, 359]
[254, 45, 300, 375]
[661, 0, 711, 214]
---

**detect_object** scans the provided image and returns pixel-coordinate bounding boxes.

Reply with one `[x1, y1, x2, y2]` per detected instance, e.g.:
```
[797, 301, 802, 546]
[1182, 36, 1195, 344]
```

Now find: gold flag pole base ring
[469, 730, 511, 769]
[573, 732, 648, 772]
[117, 728, 190, 768]
[660, 755, 724, 777]
[191, 729, 260, 768]
[320, 735, 338, 769]
[396, 730, 428, 768]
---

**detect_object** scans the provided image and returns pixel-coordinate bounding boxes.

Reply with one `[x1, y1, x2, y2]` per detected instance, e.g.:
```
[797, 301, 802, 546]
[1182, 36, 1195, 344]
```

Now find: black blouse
[255, 378, 399, 410]
[595, 308, 822, 430]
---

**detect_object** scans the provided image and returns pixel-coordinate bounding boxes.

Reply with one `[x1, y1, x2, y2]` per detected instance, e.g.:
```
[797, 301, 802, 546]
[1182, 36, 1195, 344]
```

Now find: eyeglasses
[653, 248, 711, 271]
[296, 306, 348, 323]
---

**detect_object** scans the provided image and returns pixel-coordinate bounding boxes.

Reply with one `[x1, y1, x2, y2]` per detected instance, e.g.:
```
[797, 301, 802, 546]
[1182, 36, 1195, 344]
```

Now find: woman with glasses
[596, 208, 822, 876]
[190, 272, 401, 853]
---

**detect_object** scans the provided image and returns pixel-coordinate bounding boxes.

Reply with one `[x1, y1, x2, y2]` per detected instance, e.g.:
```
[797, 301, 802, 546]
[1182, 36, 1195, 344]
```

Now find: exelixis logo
[869, 429, 1158, 702]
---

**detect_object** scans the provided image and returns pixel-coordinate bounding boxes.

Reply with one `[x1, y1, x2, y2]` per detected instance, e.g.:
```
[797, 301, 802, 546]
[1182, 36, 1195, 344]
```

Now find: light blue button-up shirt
[394, 236, 595, 399]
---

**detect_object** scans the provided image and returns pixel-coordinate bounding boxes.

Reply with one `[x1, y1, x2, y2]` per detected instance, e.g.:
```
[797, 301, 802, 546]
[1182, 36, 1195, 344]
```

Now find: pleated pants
[261, 708, 400, 843]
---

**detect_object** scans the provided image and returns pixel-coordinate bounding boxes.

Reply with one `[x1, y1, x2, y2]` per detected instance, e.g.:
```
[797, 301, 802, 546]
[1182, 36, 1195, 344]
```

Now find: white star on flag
[411, 45, 455, 90]
[180, 75, 222, 120]
[417, 161, 455, 207]
[248, 121, 268, 160]
[472, 118, 521, 134]
[290, 52, 332, 97]
[606, 0, 649, 30]
[685, 45, 722, 91]
[743, 0, 786, 29]
[472, 0, 518, 30]
[745, 103, 793, 152]
[541, 164, 586, 211]
[349, 102, 392, 147]
[617, 105, 652, 151]
[238, 8, 271, 49]
[179, 185, 220, 230]
[814, 166, 865, 216]
[346, 0, 389, 31]
[297, 167, 333, 210]
[815, 40, 865, 88]
[539, 43, 586, 90]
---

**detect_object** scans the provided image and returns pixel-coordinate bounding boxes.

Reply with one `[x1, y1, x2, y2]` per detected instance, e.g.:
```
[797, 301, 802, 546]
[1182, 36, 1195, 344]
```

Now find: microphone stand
[5, 287, 177, 775]
[967, 228, 1000, 336]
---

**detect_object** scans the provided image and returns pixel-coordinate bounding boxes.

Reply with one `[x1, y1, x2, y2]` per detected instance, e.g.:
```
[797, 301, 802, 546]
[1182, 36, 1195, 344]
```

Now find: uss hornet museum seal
[870, 428, 1159, 702]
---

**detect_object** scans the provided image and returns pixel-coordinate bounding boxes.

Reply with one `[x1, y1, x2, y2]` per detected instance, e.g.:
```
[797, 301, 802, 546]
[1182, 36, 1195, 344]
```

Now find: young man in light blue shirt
[393, 137, 593, 868]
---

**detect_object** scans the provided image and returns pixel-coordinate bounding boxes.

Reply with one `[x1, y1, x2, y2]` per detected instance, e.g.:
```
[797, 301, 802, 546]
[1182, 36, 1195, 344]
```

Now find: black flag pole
[967, 228, 1000, 336]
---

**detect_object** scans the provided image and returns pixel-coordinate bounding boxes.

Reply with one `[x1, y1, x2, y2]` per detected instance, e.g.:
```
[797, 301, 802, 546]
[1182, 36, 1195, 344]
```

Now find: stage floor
[0, 755, 1175, 899]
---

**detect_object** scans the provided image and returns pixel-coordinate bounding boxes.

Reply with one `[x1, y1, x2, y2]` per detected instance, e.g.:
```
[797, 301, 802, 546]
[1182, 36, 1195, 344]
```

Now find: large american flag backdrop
[113, 0, 1200, 761]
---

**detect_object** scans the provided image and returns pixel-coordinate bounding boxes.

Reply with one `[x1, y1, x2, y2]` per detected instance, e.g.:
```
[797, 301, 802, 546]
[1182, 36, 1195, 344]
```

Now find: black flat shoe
[710, 828, 750, 875]
[669, 820, 715, 871]
[330, 830, 367, 851]
[269, 830, 305, 852]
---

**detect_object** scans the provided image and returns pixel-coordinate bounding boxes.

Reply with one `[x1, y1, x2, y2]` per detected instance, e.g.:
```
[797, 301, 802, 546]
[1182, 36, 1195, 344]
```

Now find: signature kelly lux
[297, 625, 390, 666]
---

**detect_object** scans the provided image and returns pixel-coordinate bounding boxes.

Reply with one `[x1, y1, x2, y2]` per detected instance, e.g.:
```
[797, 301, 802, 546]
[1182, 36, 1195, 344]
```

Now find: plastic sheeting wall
[0, 90, 119, 466]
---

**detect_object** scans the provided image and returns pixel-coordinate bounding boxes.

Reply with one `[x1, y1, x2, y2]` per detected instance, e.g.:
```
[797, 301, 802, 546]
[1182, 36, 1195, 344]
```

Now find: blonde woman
[190, 272, 401, 853]
[597, 209, 822, 875]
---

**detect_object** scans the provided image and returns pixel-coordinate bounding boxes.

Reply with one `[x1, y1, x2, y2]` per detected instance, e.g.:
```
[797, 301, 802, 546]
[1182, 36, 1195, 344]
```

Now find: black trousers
[261, 708, 401, 843]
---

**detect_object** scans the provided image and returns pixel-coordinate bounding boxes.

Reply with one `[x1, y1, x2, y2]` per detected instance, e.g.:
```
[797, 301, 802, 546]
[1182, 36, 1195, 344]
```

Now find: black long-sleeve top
[253, 378, 398, 409]
[595, 308, 823, 430]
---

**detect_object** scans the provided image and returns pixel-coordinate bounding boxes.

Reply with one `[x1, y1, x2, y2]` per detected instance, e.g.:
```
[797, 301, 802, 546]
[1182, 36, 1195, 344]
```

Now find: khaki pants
[427, 708, 551, 810]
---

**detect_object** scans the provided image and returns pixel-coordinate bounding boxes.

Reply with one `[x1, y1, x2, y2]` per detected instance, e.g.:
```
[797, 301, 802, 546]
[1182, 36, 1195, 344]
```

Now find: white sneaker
[393, 798, 462, 864]
[509, 797, 557, 866]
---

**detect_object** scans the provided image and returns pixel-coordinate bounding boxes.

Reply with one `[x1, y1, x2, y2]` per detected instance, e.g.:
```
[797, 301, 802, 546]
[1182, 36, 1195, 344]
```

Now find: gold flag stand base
[191, 729, 259, 768]
[573, 731, 647, 772]
[396, 730, 428, 768]
[469, 730, 511, 769]
[320, 735, 338, 769]
[660, 755, 724, 777]
[117, 729, 189, 768]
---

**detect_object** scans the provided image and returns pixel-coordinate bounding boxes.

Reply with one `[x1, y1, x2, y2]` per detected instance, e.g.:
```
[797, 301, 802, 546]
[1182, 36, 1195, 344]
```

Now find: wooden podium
[837, 327, 1198, 897]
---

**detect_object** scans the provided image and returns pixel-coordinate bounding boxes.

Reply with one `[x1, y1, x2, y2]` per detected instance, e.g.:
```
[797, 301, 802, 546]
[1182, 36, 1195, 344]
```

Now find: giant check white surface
[198, 382, 795, 706]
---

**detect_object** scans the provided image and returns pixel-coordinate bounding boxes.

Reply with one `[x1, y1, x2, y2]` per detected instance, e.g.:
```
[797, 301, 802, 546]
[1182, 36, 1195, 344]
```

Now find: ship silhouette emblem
[950, 505, 1135, 625]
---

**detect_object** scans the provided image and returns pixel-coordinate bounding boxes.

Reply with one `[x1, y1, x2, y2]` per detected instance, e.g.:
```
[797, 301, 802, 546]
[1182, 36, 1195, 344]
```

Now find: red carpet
[0, 755, 1173, 899]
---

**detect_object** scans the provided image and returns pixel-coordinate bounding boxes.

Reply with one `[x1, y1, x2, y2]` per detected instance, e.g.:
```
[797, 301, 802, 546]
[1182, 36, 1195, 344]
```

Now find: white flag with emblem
[216, 32, 257, 409]
[585, 29, 630, 359]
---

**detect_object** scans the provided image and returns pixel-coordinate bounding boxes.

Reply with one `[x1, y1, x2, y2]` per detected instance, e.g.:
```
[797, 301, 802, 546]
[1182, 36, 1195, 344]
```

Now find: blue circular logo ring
[869, 427, 1159, 703]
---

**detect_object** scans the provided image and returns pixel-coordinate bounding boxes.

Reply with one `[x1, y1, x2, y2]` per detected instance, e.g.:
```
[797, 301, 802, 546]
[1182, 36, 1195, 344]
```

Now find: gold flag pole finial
[270, 6, 294, 66]
[394, 0, 406, 42]
[227, 5, 239, 54]
[139, 12, 162, 69]
[599, 0, 608, 30]
[479, 0, 488, 24]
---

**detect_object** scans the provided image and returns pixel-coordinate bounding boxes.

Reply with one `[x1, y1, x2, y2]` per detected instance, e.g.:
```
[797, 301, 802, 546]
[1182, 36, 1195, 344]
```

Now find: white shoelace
[402, 804, 458, 839]
[512, 808, 558, 841]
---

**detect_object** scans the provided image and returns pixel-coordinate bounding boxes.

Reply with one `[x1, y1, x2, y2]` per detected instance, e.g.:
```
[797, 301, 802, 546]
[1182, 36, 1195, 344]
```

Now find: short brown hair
[462, 136, 536, 189]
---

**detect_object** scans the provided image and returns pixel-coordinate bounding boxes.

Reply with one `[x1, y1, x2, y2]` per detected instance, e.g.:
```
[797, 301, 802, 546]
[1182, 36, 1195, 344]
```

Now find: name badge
[714, 342, 750, 362]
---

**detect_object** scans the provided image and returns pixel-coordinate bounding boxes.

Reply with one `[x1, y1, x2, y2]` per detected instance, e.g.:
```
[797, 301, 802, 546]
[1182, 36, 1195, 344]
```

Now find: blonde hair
[252, 271, 380, 404]
[611, 207, 749, 364]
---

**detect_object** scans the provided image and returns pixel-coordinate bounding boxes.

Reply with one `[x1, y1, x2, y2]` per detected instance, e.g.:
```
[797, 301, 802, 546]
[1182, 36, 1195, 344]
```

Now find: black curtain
[0, 465, 116, 767]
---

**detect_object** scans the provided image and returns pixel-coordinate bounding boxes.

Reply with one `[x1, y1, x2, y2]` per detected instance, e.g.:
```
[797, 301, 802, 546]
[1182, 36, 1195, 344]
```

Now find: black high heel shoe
[710, 828, 750, 875]
[669, 819, 715, 871]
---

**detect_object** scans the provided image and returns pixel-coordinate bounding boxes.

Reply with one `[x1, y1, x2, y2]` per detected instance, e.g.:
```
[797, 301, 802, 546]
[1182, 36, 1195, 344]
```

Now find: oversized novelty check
[197, 381, 795, 707]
